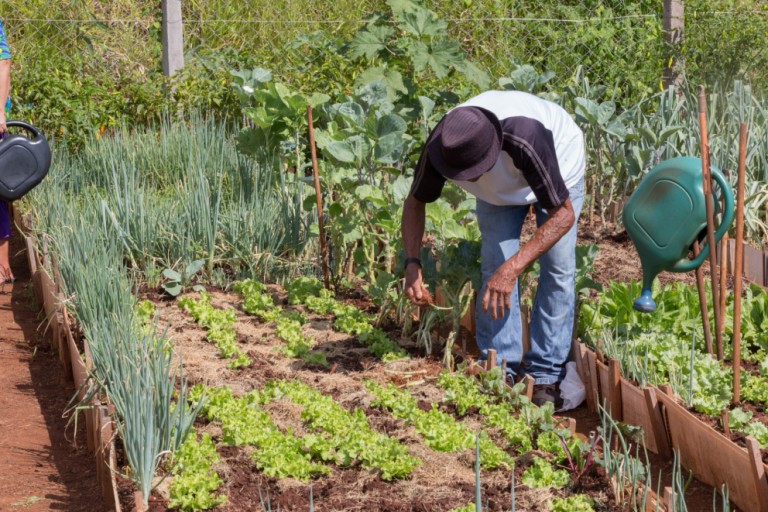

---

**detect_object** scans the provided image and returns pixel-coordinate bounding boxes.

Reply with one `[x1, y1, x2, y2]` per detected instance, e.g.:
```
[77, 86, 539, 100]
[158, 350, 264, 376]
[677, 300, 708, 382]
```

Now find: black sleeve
[500, 116, 569, 209]
[409, 129, 446, 203]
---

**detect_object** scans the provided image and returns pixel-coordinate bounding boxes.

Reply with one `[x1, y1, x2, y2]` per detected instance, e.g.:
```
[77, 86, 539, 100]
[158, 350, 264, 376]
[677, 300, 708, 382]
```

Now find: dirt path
[0, 232, 105, 511]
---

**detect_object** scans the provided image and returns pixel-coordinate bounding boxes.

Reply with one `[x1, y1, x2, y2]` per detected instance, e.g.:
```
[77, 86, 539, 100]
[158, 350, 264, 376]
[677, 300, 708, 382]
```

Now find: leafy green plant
[728, 407, 768, 448]
[556, 431, 600, 481]
[596, 404, 651, 510]
[346, 0, 489, 90]
[521, 457, 569, 489]
[234, 279, 283, 321]
[498, 60, 556, 95]
[233, 279, 327, 366]
[262, 379, 420, 480]
[365, 380, 511, 469]
[579, 280, 745, 416]
[178, 292, 251, 368]
[286, 277, 325, 305]
[163, 259, 207, 297]
[549, 495, 595, 512]
[275, 317, 329, 367]
[189, 385, 330, 480]
[135, 299, 156, 325]
[169, 432, 227, 511]
[438, 371, 535, 452]
[235, 72, 329, 158]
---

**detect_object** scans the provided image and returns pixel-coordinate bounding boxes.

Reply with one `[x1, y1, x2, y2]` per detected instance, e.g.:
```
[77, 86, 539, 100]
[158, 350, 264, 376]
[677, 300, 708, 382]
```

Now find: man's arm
[402, 194, 432, 304]
[482, 198, 575, 320]
[0, 59, 9, 134]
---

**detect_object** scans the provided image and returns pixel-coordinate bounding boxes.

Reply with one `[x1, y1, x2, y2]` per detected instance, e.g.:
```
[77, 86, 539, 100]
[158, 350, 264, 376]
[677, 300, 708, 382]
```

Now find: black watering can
[0, 121, 51, 201]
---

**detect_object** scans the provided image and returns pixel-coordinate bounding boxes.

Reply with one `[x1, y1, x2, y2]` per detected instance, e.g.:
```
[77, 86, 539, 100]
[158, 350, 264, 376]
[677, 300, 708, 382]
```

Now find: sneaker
[532, 383, 564, 409]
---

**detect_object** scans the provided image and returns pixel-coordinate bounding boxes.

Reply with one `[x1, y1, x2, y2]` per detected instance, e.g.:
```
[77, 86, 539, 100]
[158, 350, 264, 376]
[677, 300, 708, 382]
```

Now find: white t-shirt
[411, 90, 585, 208]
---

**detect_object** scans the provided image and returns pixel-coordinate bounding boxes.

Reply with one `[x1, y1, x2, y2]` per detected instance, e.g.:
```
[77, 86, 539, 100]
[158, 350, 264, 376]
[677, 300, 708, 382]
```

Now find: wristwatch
[404, 257, 422, 270]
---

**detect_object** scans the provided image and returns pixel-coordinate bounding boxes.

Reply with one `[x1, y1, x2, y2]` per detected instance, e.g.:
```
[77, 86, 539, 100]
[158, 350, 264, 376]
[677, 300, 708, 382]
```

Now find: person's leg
[0, 200, 11, 281]
[475, 198, 529, 377]
[524, 177, 585, 385]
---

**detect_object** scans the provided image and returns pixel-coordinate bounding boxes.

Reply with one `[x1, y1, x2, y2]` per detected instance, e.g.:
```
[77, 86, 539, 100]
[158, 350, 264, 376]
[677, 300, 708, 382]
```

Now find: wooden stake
[693, 241, 713, 355]
[522, 375, 535, 402]
[306, 105, 330, 290]
[487, 349, 497, 369]
[698, 86, 724, 360]
[733, 122, 748, 403]
[720, 232, 728, 317]
[721, 409, 730, 437]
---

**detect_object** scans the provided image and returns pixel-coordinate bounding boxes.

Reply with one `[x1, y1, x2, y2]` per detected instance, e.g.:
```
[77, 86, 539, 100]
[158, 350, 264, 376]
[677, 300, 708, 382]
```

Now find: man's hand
[481, 261, 519, 320]
[0, 112, 6, 135]
[481, 199, 575, 321]
[404, 264, 433, 306]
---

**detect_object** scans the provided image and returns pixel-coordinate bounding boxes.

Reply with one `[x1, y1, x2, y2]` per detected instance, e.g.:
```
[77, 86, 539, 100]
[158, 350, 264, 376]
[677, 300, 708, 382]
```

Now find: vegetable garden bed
[20, 102, 760, 511]
[22, 194, 745, 511]
[577, 272, 768, 512]
[111, 281, 634, 511]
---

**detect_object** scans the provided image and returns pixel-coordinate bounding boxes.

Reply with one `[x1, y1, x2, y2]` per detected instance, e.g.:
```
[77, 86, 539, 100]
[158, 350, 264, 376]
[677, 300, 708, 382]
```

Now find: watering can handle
[4, 121, 43, 141]
[670, 168, 735, 272]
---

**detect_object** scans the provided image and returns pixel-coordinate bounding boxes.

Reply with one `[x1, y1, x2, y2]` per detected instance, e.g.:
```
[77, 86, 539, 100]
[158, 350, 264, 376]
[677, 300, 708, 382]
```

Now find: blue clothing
[1, 20, 10, 111]
[0, 20, 10, 60]
[475, 177, 584, 384]
[0, 21, 10, 240]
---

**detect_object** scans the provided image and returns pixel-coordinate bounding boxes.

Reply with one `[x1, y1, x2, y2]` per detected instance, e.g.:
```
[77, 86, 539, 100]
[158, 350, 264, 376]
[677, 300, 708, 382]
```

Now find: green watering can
[622, 156, 734, 313]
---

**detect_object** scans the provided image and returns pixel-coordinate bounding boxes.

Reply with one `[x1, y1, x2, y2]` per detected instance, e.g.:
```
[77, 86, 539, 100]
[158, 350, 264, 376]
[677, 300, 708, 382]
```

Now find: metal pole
[162, 0, 184, 77]
[733, 122, 747, 403]
[307, 105, 330, 290]
[698, 86, 724, 360]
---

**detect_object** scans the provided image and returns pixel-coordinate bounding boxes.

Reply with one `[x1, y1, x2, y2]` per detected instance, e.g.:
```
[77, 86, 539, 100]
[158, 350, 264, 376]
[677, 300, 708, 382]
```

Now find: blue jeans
[475, 178, 584, 384]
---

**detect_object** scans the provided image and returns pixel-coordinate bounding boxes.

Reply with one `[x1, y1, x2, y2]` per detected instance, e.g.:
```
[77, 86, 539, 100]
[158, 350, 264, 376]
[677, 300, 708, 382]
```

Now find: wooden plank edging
[619, 379, 659, 454]
[608, 359, 622, 421]
[643, 387, 671, 458]
[584, 348, 599, 413]
[656, 390, 768, 512]
[747, 436, 768, 512]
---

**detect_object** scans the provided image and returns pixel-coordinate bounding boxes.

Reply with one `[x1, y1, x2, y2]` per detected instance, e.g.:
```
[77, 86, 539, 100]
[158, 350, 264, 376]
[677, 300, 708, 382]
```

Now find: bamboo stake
[733, 122, 747, 403]
[307, 105, 330, 290]
[698, 86, 724, 360]
[692, 241, 713, 354]
[719, 231, 728, 317]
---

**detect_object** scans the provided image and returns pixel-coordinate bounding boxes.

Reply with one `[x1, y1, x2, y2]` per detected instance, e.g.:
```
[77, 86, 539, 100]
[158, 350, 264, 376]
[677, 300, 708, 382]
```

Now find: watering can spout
[622, 157, 734, 313]
[633, 288, 657, 313]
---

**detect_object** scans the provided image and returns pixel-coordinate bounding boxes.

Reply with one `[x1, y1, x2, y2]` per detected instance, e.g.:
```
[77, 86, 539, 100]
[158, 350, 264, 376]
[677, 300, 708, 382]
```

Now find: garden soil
[0, 215, 728, 512]
[115, 220, 724, 511]
[0, 230, 105, 511]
